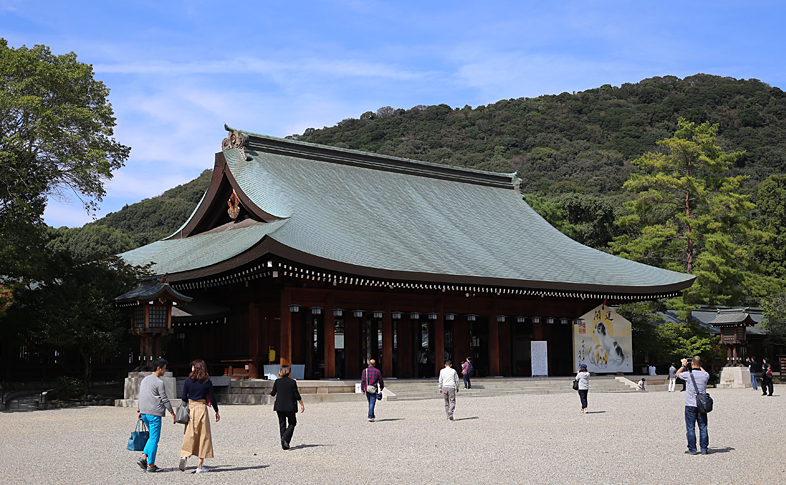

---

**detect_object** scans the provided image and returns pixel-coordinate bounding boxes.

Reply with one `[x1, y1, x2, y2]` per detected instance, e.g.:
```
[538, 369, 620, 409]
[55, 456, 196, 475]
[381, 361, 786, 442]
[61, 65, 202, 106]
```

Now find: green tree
[611, 118, 761, 312]
[654, 321, 721, 365]
[1, 39, 130, 278]
[9, 255, 147, 390]
[755, 174, 786, 279]
[760, 293, 786, 341]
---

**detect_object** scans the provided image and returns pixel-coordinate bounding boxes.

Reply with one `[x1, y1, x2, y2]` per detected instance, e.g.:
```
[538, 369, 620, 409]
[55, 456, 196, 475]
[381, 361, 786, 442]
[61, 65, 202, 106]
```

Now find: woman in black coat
[270, 365, 305, 449]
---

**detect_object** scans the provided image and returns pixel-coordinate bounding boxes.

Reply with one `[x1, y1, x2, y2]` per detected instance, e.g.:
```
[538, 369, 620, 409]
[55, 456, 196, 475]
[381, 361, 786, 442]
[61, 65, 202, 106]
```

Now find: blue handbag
[127, 418, 149, 451]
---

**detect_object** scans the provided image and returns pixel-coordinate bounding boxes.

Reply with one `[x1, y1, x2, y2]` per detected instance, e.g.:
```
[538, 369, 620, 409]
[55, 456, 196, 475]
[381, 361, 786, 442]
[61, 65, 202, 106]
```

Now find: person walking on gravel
[575, 363, 590, 413]
[271, 365, 304, 449]
[461, 357, 473, 389]
[136, 358, 176, 472]
[747, 356, 758, 391]
[761, 357, 774, 396]
[677, 356, 710, 455]
[668, 363, 677, 392]
[439, 360, 460, 420]
[361, 359, 384, 422]
[179, 359, 220, 473]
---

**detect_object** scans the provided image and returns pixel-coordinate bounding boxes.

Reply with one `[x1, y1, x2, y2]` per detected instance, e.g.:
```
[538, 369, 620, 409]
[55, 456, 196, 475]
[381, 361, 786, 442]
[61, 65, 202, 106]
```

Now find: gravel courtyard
[1, 387, 783, 484]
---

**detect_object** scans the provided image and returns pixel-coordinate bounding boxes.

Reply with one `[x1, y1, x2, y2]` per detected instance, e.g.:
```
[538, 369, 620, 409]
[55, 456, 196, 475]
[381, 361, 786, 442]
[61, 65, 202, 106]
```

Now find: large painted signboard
[574, 305, 632, 373]
[531, 341, 548, 376]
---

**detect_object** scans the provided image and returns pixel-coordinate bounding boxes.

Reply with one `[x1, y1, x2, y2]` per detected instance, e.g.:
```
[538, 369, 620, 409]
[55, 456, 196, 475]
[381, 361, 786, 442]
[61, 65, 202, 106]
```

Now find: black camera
[686, 358, 693, 364]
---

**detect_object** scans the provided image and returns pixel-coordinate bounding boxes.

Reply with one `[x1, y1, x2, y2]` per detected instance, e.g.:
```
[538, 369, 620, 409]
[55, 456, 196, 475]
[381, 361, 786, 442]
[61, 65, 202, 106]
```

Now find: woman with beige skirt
[179, 359, 220, 473]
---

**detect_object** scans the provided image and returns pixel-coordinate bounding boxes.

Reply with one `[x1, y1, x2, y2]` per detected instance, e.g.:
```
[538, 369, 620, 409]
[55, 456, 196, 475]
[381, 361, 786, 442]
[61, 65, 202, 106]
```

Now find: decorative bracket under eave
[227, 188, 240, 220]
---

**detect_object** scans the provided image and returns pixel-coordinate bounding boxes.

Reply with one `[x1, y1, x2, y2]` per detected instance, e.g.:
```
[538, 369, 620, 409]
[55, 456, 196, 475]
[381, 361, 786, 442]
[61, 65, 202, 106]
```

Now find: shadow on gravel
[453, 417, 478, 421]
[202, 465, 269, 473]
[375, 418, 404, 422]
[289, 444, 334, 450]
[586, 411, 606, 414]
[708, 447, 735, 454]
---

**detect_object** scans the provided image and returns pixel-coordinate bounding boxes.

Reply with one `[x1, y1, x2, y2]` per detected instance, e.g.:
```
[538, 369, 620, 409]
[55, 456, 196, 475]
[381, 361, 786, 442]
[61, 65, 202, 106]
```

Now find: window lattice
[149, 306, 167, 328]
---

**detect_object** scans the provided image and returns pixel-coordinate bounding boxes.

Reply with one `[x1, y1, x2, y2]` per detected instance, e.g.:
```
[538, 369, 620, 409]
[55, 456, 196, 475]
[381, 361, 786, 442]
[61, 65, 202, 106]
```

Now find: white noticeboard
[531, 341, 548, 376]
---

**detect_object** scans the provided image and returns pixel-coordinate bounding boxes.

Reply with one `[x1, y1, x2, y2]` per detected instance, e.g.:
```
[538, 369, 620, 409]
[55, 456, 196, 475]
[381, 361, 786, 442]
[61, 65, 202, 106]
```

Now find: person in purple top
[361, 359, 384, 422]
[676, 356, 710, 455]
[179, 359, 220, 473]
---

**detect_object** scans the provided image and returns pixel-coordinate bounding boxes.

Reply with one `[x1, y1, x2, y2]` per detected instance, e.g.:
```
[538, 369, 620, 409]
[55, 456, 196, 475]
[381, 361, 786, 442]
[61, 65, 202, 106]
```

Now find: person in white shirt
[438, 360, 460, 420]
[637, 378, 646, 390]
[677, 356, 710, 454]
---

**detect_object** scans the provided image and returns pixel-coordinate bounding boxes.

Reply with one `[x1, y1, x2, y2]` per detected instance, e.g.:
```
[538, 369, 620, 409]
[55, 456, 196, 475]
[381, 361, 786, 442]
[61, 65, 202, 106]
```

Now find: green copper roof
[119, 129, 695, 294]
[119, 219, 287, 275]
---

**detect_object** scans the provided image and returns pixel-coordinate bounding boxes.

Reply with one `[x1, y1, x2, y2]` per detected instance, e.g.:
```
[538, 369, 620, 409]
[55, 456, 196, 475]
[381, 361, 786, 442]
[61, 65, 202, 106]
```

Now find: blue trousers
[463, 374, 471, 389]
[751, 372, 758, 390]
[366, 392, 377, 418]
[578, 389, 588, 409]
[684, 406, 708, 453]
[141, 414, 162, 465]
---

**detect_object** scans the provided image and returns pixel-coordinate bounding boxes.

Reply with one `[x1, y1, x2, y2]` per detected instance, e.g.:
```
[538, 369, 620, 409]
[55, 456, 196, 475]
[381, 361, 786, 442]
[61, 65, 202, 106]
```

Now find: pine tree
[611, 118, 764, 312]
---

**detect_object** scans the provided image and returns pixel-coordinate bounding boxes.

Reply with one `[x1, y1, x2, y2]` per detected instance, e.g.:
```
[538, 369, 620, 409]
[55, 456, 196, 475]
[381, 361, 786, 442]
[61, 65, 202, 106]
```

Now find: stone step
[216, 392, 366, 405]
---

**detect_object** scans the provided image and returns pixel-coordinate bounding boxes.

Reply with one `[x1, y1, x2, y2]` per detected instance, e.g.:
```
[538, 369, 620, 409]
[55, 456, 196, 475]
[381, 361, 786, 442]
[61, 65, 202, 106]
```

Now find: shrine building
[117, 126, 695, 379]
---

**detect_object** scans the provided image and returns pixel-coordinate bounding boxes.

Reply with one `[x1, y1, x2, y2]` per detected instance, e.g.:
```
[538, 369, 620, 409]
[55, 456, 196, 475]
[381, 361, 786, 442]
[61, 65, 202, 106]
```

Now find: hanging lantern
[289, 304, 301, 313]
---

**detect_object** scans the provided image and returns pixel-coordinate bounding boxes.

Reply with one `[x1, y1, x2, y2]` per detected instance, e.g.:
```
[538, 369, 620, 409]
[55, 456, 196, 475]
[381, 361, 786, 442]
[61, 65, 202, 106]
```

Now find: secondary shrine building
[118, 127, 695, 379]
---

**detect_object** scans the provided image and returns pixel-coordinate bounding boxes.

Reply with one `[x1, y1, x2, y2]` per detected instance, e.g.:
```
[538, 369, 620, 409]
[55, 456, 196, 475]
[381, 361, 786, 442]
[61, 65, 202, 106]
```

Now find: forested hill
[291, 74, 786, 195]
[48, 170, 212, 260]
[50, 74, 786, 258]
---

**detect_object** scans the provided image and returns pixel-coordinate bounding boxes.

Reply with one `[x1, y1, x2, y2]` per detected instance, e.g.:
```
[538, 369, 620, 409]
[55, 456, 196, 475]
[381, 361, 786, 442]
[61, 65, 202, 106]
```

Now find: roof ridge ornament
[222, 127, 248, 159]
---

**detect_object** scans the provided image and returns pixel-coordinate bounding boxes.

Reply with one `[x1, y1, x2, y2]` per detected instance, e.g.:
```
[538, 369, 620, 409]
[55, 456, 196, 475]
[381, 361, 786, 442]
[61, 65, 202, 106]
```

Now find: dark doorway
[470, 318, 489, 377]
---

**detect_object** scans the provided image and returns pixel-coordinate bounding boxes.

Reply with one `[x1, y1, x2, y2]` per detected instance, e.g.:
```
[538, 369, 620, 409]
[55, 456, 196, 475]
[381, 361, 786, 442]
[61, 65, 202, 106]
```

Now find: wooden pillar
[248, 302, 260, 378]
[489, 301, 500, 376]
[324, 295, 336, 378]
[280, 288, 292, 366]
[434, 299, 444, 376]
[382, 299, 393, 378]
[398, 316, 413, 377]
[453, 317, 469, 366]
[345, 313, 361, 379]
[499, 317, 511, 376]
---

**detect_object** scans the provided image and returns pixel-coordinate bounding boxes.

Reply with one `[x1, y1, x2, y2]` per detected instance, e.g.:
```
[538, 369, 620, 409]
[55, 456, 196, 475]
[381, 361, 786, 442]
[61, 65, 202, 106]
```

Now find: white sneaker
[196, 466, 210, 473]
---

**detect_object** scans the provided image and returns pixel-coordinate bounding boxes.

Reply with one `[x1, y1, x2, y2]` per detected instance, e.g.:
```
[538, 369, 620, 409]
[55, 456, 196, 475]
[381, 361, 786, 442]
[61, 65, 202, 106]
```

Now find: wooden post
[248, 302, 259, 378]
[345, 313, 361, 379]
[280, 289, 292, 367]
[434, 299, 444, 376]
[398, 316, 413, 377]
[324, 294, 336, 378]
[498, 317, 511, 376]
[489, 302, 500, 376]
[453, 317, 469, 367]
[382, 299, 393, 378]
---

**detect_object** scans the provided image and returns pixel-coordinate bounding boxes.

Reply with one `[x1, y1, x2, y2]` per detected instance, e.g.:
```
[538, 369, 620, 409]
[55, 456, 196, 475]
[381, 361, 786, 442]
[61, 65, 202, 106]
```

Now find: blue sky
[2, 1, 785, 228]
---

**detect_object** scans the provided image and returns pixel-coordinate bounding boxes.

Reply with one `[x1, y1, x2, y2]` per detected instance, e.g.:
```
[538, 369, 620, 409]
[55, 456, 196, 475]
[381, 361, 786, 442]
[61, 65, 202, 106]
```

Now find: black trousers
[761, 377, 774, 396]
[277, 411, 297, 444]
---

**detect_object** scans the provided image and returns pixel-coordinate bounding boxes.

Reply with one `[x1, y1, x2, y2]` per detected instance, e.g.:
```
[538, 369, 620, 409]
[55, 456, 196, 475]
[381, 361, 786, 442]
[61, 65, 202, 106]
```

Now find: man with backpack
[461, 357, 473, 389]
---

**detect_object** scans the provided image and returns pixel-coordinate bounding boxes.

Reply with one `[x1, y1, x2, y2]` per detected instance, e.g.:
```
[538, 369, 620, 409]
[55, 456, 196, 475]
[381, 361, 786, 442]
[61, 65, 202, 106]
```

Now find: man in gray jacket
[136, 358, 176, 472]
[438, 360, 460, 420]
